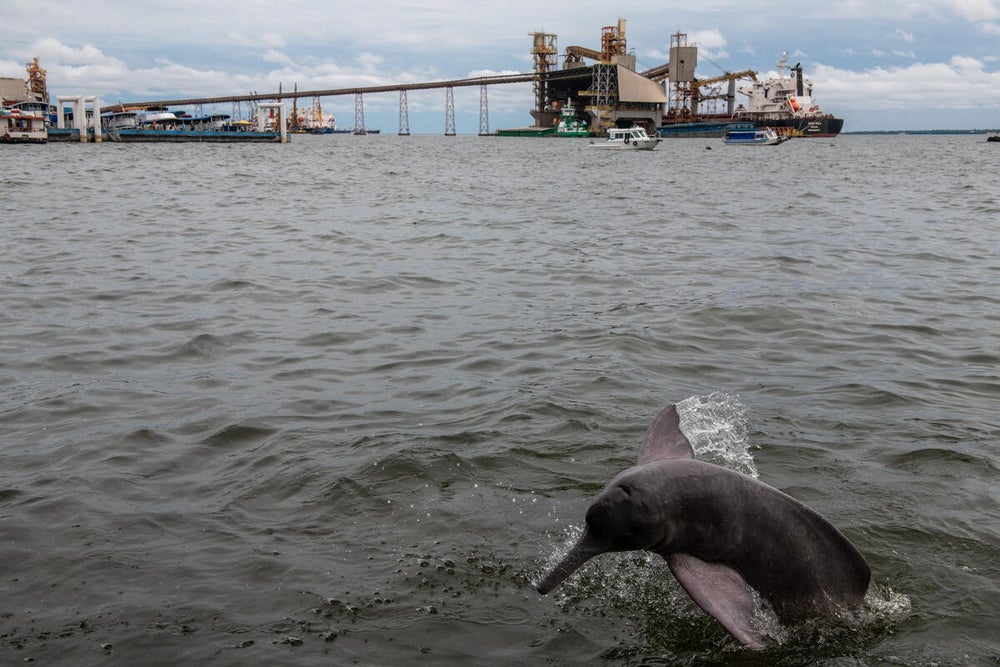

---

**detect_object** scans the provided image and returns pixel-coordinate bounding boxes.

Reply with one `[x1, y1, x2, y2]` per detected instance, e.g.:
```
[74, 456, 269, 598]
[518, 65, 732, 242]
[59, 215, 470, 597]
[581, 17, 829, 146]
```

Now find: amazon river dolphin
[536, 404, 871, 649]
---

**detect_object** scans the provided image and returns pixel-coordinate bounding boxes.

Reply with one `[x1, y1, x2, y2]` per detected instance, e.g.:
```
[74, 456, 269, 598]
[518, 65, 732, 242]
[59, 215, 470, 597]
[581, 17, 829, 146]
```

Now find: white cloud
[940, 0, 1000, 21]
[227, 33, 256, 47]
[261, 49, 293, 66]
[687, 29, 729, 61]
[688, 29, 727, 49]
[29, 37, 124, 68]
[812, 56, 1000, 111]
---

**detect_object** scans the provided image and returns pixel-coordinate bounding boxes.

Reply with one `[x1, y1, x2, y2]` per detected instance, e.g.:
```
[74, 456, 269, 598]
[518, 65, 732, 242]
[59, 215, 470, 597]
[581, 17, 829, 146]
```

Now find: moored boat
[102, 110, 140, 129]
[496, 100, 590, 137]
[50, 108, 284, 142]
[658, 121, 756, 138]
[1, 103, 47, 143]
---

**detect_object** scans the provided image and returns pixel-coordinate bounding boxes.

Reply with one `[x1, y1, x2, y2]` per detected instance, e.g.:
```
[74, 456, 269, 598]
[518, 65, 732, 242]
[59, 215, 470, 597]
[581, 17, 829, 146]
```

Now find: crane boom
[693, 69, 758, 87]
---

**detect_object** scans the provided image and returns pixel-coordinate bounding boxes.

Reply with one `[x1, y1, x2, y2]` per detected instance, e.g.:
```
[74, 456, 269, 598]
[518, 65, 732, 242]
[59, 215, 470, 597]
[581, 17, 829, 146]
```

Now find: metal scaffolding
[444, 86, 456, 136]
[398, 89, 410, 135]
[592, 63, 617, 108]
[478, 85, 489, 136]
[353, 92, 366, 134]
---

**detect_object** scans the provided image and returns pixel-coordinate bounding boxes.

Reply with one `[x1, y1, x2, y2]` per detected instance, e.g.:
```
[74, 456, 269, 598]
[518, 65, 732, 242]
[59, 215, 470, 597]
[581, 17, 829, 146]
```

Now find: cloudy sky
[3, 0, 1000, 132]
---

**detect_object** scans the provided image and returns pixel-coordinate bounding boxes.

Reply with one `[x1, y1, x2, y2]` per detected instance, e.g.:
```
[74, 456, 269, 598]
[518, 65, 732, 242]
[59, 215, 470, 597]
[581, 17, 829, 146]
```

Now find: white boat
[589, 126, 660, 150]
[101, 110, 140, 129]
[139, 111, 178, 128]
[1, 104, 48, 143]
[724, 126, 788, 145]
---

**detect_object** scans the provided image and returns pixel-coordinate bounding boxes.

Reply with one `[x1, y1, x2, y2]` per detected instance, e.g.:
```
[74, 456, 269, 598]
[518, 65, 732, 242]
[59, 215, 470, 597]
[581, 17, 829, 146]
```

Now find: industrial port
[2, 20, 843, 143]
[502, 21, 842, 138]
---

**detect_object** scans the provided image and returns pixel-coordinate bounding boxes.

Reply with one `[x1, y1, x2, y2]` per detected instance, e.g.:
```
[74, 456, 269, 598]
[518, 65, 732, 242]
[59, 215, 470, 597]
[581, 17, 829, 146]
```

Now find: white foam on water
[863, 582, 912, 620]
[677, 392, 758, 478]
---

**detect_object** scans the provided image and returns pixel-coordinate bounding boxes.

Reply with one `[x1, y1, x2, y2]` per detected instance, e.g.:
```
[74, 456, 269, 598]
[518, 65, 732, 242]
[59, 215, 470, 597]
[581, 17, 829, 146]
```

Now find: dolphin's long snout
[535, 534, 603, 594]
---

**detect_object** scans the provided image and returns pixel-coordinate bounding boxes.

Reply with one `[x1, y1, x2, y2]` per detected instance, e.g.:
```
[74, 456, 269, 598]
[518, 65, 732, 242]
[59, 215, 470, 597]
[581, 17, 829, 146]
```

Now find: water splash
[863, 582, 912, 621]
[677, 392, 758, 478]
[748, 588, 788, 646]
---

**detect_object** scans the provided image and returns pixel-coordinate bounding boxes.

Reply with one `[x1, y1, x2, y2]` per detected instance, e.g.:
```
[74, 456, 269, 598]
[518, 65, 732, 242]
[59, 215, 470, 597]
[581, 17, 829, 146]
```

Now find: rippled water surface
[2, 134, 998, 665]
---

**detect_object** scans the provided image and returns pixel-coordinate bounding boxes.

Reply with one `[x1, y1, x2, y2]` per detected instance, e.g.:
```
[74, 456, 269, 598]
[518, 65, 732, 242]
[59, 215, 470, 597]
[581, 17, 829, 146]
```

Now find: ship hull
[658, 114, 843, 138]
[766, 115, 843, 137]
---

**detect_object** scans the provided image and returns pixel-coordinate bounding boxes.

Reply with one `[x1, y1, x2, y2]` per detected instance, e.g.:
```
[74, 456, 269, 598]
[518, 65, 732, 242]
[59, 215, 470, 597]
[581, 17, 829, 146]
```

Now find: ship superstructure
[735, 52, 842, 135]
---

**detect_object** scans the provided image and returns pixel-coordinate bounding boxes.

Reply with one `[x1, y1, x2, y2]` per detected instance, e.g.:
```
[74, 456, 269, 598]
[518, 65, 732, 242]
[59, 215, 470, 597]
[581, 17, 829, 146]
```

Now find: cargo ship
[659, 52, 843, 138]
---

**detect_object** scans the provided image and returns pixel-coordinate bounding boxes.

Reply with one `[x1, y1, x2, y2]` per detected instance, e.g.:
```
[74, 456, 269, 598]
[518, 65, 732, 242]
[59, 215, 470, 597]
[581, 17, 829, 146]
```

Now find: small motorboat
[589, 126, 660, 150]
[724, 127, 788, 146]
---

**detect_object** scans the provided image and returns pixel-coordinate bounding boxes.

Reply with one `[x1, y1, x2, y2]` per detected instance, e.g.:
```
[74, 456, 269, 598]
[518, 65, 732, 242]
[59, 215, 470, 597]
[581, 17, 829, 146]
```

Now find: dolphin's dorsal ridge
[638, 404, 694, 464]
[667, 553, 766, 650]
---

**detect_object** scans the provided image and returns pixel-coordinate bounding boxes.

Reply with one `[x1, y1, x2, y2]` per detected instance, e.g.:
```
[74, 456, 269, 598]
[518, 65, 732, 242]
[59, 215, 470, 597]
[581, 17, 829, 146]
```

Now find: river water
[1, 133, 998, 665]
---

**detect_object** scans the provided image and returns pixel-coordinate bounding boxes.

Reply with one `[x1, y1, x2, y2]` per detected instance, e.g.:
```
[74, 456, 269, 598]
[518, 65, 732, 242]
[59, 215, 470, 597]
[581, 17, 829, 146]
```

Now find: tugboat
[553, 102, 589, 137]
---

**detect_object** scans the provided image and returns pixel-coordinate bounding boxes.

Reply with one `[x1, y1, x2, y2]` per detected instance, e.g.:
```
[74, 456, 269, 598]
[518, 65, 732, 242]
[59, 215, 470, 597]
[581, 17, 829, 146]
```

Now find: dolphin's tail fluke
[535, 533, 603, 594]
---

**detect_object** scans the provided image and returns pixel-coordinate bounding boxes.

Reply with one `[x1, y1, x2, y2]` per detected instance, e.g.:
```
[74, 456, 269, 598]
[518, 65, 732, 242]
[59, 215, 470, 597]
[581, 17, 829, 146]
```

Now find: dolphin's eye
[619, 484, 632, 497]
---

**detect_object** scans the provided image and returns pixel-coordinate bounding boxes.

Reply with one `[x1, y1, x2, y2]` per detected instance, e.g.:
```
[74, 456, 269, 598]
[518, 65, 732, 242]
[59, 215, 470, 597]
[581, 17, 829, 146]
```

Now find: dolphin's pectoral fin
[637, 404, 694, 464]
[667, 553, 767, 650]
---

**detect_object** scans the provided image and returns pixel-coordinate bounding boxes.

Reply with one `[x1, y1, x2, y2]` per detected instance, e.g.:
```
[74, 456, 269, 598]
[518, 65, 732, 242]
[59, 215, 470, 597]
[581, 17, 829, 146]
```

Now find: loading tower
[666, 32, 697, 122]
[26, 57, 48, 103]
[601, 19, 627, 62]
[529, 32, 558, 119]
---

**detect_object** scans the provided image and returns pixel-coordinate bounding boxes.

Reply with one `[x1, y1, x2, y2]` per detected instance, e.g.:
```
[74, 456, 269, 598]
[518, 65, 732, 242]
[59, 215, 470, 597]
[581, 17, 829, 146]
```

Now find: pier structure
[79, 19, 716, 137]
[94, 17, 675, 138]
[257, 102, 288, 143]
[56, 95, 102, 142]
[107, 72, 537, 136]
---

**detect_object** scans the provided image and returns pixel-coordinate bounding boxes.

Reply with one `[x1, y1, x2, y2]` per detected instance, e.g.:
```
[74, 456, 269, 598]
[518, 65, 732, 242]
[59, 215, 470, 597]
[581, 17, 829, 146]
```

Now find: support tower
[529, 32, 558, 123]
